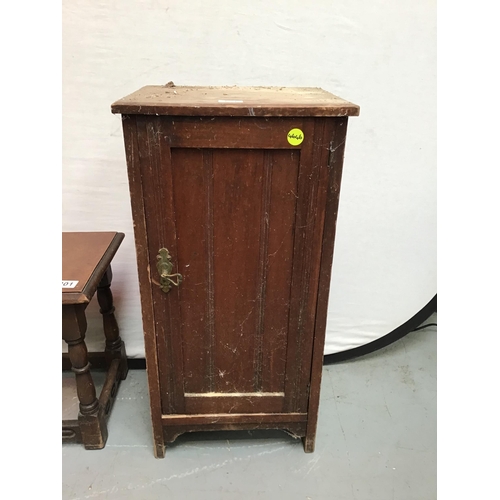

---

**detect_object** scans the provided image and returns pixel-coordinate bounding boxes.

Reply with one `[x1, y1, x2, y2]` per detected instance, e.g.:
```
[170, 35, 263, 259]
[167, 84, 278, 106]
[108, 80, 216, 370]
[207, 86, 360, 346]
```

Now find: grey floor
[62, 313, 436, 500]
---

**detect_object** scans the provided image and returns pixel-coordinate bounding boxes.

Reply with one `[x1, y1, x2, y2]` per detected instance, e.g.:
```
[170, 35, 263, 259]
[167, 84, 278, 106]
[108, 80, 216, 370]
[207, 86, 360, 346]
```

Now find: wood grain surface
[117, 85, 357, 454]
[112, 85, 359, 117]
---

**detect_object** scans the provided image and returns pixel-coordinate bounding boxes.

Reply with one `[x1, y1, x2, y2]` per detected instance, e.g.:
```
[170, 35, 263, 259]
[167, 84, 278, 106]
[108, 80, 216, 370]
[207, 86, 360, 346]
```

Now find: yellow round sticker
[287, 128, 304, 146]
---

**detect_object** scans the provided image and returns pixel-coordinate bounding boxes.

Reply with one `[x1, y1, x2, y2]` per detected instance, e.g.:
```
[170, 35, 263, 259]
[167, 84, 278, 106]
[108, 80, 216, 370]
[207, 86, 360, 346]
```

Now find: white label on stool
[62, 280, 79, 288]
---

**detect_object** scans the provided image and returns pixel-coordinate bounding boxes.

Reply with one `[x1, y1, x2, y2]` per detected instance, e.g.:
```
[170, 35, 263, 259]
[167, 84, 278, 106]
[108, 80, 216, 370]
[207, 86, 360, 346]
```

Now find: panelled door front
[137, 115, 334, 417]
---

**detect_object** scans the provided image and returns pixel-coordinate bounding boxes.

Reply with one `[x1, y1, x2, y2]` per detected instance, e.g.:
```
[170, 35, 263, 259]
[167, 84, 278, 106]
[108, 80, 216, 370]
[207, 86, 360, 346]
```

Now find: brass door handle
[156, 248, 183, 293]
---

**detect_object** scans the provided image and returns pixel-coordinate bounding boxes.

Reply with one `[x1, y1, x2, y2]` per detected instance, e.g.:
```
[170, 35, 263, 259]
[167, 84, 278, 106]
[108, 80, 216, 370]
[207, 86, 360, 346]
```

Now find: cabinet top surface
[111, 85, 359, 117]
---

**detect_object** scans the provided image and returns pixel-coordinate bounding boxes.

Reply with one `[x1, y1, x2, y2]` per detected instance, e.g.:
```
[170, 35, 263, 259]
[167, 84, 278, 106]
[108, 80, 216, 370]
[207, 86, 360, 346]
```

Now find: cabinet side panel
[261, 150, 300, 393]
[305, 117, 349, 447]
[121, 115, 165, 455]
[284, 118, 334, 413]
[171, 148, 213, 393]
[212, 149, 265, 393]
[295, 118, 335, 412]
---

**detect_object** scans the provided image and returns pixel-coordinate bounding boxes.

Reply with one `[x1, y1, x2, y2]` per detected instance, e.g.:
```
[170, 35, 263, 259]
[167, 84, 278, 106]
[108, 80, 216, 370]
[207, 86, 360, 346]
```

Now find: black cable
[323, 295, 437, 364]
[412, 323, 437, 332]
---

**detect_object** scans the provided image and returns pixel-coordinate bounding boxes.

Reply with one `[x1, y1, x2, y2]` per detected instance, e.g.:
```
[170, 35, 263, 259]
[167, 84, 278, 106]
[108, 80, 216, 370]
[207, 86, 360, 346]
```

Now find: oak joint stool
[62, 232, 128, 449]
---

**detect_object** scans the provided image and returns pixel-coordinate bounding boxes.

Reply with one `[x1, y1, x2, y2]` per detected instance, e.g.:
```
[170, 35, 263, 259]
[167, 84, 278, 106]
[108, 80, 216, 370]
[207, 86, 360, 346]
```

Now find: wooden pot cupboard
[112, 85, 359, 457]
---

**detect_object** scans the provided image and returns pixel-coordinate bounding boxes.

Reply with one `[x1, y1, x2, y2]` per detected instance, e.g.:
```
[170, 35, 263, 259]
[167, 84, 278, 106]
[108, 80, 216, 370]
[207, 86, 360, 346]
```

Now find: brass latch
[156, 248, 183, 293]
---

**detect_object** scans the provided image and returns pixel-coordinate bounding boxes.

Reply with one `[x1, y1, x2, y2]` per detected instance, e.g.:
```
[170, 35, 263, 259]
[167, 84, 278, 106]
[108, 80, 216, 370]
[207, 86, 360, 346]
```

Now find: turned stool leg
[97, 266, 128, 379]
[67, 338, 99, 416]
[62, 304, 108, 449]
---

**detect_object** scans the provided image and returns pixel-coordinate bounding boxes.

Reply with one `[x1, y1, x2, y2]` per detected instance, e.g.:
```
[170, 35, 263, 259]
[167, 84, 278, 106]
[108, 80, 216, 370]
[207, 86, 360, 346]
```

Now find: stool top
[62, 232, 125, 305]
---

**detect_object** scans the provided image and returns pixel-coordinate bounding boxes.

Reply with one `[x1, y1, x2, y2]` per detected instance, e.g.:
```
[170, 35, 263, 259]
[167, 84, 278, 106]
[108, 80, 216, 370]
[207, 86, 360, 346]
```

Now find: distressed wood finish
[111, 85, 359, 117]
[122, 117, 166, 457]
[114, 86, 358, 456]
[304, 118, 349, 452]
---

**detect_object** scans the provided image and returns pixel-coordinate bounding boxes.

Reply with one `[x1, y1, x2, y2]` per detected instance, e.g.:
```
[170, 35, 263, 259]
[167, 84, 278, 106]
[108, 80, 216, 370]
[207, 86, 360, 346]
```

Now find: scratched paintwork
[117, 87, 356, 456]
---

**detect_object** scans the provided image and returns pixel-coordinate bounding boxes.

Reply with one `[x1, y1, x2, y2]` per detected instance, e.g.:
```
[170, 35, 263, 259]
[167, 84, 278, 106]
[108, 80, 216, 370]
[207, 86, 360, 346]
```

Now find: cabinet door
[135, 115, 334, 415]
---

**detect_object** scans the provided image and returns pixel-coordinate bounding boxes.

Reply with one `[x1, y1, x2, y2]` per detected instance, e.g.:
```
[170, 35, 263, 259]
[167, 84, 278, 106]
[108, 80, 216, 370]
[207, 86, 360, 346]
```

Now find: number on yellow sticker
[287, 128, 304, 146]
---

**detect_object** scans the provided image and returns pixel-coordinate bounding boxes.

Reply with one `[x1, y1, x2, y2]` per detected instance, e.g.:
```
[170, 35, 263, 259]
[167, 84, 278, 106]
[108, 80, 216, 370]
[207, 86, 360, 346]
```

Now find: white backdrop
[62, 0, 436, 357]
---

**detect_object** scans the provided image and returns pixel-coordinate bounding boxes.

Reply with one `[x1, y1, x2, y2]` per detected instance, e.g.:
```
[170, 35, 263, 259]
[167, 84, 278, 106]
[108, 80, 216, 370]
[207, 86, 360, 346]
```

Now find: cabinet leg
[97, 266, 128, 380]
[302, 434, 316, 453]
[152, 427, 169, 458]
[154, 441, 166, 459]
